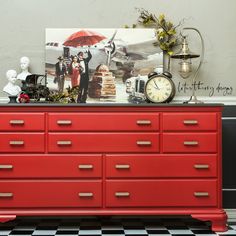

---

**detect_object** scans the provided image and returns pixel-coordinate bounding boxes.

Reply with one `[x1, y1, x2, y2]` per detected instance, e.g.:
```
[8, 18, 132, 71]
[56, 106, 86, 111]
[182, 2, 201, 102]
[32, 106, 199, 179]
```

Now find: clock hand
[153, 80, 160, 90]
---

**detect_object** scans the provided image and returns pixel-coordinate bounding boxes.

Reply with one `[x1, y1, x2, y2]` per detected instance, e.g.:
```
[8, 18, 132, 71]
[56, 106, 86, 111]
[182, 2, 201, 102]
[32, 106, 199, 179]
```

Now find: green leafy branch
[125, 9, 184, 55]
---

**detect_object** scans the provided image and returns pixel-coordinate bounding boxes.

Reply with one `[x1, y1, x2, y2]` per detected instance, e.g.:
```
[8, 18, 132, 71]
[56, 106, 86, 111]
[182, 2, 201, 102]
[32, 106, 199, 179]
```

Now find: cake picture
[89, 64, 116, 98]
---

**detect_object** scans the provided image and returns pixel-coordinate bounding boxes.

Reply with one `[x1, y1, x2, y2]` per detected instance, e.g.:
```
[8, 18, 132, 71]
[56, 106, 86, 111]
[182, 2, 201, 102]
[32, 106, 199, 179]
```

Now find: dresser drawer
[106, 154, 217, 178]
[48, 133, 159, 153]
[48, 112, 159, 131]
[162, 133, 217, 153]
[106, 180, 217, 207]
[162, 112, 217, 131]
[0, 113, 45, 131]
[0, 180, 102, 208]
[0, 155, 102, 178]
[0, 133, 45, 153]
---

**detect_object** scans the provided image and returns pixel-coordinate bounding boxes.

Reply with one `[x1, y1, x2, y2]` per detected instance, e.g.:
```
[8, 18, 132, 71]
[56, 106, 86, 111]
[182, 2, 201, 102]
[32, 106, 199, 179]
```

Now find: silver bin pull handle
[194, 192, 209, 197]
[9, 141, 24, 146]
[9, 120, 24, 125]
[0, 193, 13, 198]
[0, 165, 13, 170]
[78, 192, 93, 197]
[183, 120, 198, 125]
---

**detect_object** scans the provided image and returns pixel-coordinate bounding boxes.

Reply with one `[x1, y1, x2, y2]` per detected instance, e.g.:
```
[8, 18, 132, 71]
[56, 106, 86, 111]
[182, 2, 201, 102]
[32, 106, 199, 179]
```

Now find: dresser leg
[191, 211, 228, 232]
[0, 215, 16, 223]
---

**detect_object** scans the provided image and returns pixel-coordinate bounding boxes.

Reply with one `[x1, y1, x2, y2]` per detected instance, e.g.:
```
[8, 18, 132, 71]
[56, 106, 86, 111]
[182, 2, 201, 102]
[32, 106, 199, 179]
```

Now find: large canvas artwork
[45, 28, 163, 103]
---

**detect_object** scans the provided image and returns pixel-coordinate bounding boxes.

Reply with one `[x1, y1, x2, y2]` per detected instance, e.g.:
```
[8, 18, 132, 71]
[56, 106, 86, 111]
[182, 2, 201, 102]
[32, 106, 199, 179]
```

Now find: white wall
[0, 0, 236, 100]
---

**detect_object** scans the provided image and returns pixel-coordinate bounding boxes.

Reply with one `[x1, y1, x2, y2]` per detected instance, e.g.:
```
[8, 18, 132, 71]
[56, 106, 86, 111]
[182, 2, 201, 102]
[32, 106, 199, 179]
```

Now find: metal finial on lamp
[171, 27, 205, 104]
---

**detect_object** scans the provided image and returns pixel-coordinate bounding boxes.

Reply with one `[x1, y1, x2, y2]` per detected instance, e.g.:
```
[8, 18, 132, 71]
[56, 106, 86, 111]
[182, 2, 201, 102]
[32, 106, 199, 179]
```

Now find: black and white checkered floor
[0, 216, 235, 236]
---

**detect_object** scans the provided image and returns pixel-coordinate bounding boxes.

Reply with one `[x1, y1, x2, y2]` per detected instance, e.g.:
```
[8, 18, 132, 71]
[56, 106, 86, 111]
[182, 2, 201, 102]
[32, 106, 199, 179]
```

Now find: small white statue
[3, 70, 22, 96]
[17, 56, 32, 81]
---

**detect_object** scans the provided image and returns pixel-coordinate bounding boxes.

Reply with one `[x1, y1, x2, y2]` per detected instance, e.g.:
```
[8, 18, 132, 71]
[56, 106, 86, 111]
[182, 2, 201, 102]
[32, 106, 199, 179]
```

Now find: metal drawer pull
[136, 120, 151, 125]
[184, 141, 198, 146]
[78, 164, 93, 169]
[9, 141, 24, 145]
[194, 192, 209, 197]
[115, 192, 130, 197]
[183, 120, 198, 125]
[115, 164, 130, 169]
[194, 164, 209, 169]
[78, 192, 93, 197]
[0, 193, 13, 198]
[57, 141, 72, 145]
[57, 120, 72, 125]
[137, 141, 152, 146]
[0, 165, 13, 170]
[9, 120, 24, 125]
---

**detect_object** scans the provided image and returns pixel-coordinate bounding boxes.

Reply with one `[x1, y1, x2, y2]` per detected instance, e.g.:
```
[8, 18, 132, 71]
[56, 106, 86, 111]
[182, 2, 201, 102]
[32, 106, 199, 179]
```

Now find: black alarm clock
[145, 71, 176, 103]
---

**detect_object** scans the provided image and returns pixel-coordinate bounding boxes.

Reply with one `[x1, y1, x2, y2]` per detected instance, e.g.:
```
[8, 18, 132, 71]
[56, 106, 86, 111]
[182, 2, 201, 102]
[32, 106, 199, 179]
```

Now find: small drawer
[0, 180, 102, 208]
[0, 155, 102, 178]
[48, 112, 159, 131]
[0, 133, 45, 153]
[106, 180, 217, 207]
[162, 133, 217, 153]
[162, 112, 217, 131]
[48, 133, 159, 153]
[106, 154, 217, 178]
[0, 113, 45, 131]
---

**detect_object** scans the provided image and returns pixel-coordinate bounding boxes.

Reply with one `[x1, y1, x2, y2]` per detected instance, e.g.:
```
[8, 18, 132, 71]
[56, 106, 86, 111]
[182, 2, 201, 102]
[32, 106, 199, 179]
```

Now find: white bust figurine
[17, 56, 32, 81]
[3, 70, 22, 96]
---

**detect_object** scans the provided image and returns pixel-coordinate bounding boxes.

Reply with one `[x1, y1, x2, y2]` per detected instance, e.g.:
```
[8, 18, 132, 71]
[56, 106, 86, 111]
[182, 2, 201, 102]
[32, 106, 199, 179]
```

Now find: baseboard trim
[225, 209, 236, 221]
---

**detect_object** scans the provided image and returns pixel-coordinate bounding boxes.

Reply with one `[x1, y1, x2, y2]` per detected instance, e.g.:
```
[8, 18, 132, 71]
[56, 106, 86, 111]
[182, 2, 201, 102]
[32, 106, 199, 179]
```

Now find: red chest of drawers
[0, 104, 227, 232]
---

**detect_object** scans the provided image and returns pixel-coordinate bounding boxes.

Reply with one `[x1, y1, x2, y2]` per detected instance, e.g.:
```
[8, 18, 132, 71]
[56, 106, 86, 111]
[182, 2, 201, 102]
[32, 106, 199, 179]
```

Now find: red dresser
[0, 104, 227, 232]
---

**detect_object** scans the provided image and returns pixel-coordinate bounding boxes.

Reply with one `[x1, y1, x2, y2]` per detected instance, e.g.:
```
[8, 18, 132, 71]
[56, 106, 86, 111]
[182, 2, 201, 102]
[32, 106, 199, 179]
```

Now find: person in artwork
[69, 55, 83, 88]
[17, 56, 32, 81]
[3, 70, 21, 96]
[55, 56, 67, 93]
[77, 50, 92, 103]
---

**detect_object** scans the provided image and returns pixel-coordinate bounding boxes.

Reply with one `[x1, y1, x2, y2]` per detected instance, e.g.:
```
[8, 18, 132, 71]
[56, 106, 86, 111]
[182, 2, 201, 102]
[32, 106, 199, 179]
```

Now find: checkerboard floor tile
[0, 217, 235, 236]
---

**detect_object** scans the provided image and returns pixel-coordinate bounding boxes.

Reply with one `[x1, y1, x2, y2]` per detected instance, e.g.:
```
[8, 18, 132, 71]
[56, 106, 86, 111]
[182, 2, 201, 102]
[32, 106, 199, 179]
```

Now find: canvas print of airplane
[45, 28, 163, 103]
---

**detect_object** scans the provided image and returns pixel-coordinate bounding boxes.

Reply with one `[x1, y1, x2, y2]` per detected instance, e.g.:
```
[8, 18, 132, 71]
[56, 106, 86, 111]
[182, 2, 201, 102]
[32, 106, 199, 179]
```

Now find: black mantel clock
[145, 71, 176, 103]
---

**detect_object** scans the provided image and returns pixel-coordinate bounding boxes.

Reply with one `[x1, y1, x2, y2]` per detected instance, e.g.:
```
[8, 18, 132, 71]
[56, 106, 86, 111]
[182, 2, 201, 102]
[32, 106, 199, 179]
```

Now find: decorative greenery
[125, 9, 184, 56]
[48, 86, 80, 104]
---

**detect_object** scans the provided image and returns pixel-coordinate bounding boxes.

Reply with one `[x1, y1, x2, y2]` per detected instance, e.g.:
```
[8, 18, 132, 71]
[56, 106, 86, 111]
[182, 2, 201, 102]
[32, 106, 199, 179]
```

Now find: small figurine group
[3, 57, 32, 102]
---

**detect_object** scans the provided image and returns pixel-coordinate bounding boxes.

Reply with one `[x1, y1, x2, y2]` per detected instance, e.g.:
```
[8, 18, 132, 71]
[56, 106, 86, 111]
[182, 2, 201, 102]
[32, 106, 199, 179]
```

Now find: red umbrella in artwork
[63, 30, 106, 47]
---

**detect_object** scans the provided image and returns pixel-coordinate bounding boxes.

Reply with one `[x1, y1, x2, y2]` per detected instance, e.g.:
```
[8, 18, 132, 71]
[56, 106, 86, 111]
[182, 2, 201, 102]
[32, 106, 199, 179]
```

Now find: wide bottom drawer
[106, 180, 217, 207]
[0, 180, 102, 208]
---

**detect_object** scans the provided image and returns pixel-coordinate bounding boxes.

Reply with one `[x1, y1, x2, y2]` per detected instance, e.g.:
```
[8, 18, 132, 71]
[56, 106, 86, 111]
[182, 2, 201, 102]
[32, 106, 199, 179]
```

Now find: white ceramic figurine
[3, 69, 22, 96]
[17, 56, 32, 81]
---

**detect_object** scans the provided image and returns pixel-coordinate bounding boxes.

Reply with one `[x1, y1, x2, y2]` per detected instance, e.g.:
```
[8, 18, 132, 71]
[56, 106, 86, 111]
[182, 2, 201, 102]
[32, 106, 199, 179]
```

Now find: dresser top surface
[0, 103, 223, 112]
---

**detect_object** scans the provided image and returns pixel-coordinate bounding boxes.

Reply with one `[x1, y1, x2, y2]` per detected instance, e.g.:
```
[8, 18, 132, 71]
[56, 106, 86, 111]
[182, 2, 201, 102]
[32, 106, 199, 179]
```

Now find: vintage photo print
[45, 28, 163, 103]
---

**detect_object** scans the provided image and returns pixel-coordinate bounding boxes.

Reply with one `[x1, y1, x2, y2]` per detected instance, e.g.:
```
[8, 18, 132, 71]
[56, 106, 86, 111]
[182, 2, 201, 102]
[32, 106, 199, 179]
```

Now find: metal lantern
[171, 27, 205, 104]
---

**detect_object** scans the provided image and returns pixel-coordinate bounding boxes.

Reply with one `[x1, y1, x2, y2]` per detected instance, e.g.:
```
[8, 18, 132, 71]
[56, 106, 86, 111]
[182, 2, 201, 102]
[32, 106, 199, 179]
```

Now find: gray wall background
[0, 0, 236, 99]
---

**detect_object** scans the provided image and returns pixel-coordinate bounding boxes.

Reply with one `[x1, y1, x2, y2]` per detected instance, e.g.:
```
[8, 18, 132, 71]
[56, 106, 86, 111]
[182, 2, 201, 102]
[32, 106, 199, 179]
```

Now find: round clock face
[145, 75, 175, 103]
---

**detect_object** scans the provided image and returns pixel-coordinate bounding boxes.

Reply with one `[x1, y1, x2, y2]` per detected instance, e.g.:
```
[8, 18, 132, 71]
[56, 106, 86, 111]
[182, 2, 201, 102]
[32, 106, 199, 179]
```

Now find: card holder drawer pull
[78, 192, 93, 197]
[183, 120, 198, 125]
[194, 164, 209, 169]
[115, 192, 130, 197]
[194, 192, 209, 197]
[78, 165, 93, 170]
[137, 141, 152, 146]
[0, 165, 13, 170]
[9, 141, 24, 146]
[0, 193, 13, 198]
[115, 164, 130, 169]
[57, 120, 72, 125]
[184, 141, 198, 146]
[136, 120, 151, 125]
[57, 141, 72, 146]
[9, 120, 24, 125]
